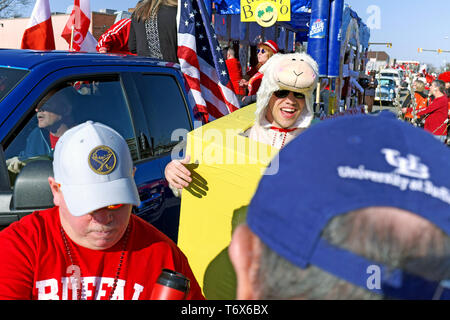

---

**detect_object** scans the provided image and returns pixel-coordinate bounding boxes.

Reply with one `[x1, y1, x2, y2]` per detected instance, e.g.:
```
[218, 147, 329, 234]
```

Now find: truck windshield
[0, 67, 29, 102]
[381, 73, 398, 78]
[379, 79, 394, 86]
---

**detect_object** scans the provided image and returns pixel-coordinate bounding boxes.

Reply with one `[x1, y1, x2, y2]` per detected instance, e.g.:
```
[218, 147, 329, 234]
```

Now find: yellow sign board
[241, 0, 291, 27]
[177, 104, 279, 295]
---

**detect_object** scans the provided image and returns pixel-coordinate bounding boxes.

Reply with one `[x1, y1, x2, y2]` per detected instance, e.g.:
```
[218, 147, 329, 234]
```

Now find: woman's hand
[239, 79, 248, 87]
[164, 155, 192, 190]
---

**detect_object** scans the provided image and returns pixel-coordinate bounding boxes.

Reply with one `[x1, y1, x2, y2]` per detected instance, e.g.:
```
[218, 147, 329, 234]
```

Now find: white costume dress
[245, 118, 305, 149]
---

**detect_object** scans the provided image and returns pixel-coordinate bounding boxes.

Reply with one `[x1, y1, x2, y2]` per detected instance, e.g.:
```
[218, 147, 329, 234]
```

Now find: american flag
[177, 0, 240, 123]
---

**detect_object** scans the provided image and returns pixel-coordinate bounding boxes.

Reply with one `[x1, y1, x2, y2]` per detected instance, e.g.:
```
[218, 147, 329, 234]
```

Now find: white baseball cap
[53, 121, 141, 216]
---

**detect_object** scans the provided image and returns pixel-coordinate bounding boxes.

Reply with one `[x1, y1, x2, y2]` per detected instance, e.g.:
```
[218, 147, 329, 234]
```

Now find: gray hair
[254, 207, 450, 299]
[432, 80, 446, 94]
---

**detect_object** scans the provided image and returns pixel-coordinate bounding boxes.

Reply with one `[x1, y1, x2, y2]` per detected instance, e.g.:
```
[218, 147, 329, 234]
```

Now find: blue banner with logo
[307, 0, 329, 76]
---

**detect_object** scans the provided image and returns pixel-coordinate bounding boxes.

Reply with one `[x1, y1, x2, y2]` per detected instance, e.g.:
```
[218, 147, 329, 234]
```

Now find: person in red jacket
[0, 121, 204, 300]
[239, 40, 279, 106]
[225, 47, 245, 98]
[438, 71, 450, 117]
[96, 18, 132, 54]
[416, 80, 449, 142]
[403, 79, 428, 122]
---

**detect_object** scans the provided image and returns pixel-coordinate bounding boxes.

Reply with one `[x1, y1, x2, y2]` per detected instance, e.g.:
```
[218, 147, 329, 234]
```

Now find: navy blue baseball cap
[247, 111, 450, 299]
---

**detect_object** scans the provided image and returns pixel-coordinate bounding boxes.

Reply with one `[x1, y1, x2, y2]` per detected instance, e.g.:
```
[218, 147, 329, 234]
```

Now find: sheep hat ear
[255, 52, 319, 129]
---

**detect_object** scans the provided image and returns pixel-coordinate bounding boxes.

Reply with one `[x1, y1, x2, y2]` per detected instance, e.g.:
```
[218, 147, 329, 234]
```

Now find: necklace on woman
[60, 225, 131, 300]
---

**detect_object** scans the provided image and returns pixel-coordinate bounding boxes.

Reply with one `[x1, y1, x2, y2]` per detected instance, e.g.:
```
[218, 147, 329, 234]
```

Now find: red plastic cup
[150, 269, 190, 300]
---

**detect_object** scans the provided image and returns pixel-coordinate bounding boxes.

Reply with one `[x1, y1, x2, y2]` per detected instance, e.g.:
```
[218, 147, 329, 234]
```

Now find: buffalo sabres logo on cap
[88, 145, 117, 175]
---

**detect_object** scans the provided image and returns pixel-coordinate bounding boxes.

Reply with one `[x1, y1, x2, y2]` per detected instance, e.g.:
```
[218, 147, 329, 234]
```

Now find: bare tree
[443, 63, 450, 73]
[424, 63, 438, 75]
[0, 0, 32, 18]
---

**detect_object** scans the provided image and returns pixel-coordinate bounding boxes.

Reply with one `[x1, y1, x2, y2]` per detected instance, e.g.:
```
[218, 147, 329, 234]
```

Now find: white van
[378, 68, 402, 87]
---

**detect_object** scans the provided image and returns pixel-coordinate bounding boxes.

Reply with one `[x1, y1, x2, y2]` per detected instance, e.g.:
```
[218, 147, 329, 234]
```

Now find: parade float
[211, 0, 370, 116]
[212, 0, 312, 72]
[307, 0, 370, 116]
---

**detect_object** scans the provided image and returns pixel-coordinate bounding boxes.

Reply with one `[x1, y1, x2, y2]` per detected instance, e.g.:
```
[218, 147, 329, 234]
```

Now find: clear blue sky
[25, 1, 138, 15]
[27, 0, 450, 69]
[345, 0, 450, 70]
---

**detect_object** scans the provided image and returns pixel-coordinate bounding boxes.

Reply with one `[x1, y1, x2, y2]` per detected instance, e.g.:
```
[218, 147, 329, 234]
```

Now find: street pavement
[372, 88, 409, 115]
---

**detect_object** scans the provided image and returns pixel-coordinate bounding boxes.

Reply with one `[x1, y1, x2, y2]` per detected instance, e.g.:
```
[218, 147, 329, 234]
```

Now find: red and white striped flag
[177, 0, 239, 123]
[61, 0, 97, 52]
[21, 0, 55, 50]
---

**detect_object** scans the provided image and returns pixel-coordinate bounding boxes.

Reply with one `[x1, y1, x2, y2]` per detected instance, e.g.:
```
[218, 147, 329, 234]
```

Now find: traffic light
[386, 43, 392, 48]
[418, 48, 423, 53]
[438, 48, 443, 54]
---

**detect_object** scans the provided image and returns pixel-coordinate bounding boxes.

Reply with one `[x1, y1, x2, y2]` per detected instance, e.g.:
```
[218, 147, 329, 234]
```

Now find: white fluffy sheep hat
[255, 52, 319, 128]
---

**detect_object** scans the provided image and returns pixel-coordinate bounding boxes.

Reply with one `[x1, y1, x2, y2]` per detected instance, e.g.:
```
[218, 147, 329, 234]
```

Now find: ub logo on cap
[381, 148, 429, 180]
[88, 145, 117, 175]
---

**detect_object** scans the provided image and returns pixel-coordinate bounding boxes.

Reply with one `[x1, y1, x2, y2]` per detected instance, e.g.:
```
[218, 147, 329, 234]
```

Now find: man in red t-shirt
[0, 121, 204, 300]
[416, 80, 449, 143]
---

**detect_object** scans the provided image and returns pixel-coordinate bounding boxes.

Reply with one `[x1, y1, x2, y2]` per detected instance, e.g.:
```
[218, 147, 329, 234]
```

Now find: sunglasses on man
[91, 204, 124, 213]
[56, 183, 125, 213]
[273, 90, 305, 99]
[256, 48, 266, 54]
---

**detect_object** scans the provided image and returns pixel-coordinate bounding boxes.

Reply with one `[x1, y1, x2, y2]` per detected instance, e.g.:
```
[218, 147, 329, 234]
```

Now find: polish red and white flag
[21, 0, 55, 50]
[61, 0, 97, 52]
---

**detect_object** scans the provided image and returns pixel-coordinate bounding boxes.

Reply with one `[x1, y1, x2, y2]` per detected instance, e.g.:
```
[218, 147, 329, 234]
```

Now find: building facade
[366, 51, 390, 72]
[0, 11, 127, 50]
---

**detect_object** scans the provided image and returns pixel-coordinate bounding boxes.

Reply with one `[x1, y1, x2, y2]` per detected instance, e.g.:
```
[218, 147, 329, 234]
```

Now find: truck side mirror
[0, 146, 11, 192]
[13, 160, 54, 210]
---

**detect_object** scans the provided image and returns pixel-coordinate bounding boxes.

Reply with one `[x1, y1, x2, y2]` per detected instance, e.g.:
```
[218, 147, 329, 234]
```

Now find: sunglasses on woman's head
[256, 48, 266, 54]
[273, 90, 305, 99]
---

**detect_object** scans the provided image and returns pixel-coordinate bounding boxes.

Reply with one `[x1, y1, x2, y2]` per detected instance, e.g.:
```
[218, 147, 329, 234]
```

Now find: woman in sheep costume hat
[164, 52, 319, 193]
[244, 51, 319, 149]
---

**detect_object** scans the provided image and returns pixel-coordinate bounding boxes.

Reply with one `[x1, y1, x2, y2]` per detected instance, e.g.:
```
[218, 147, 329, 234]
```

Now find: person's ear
[48, 177, 63, 207]
[229, 224, 263, 300]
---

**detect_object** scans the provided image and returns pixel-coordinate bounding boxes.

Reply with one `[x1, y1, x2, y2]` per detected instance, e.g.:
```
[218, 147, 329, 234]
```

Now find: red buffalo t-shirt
[0, 207, 204, 300]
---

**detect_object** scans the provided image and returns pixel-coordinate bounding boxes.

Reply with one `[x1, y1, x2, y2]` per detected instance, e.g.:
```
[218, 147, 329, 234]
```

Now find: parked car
[375, 77, 396, 105]
[133, 178, 167, 221]
[0, 49, 195, 243]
